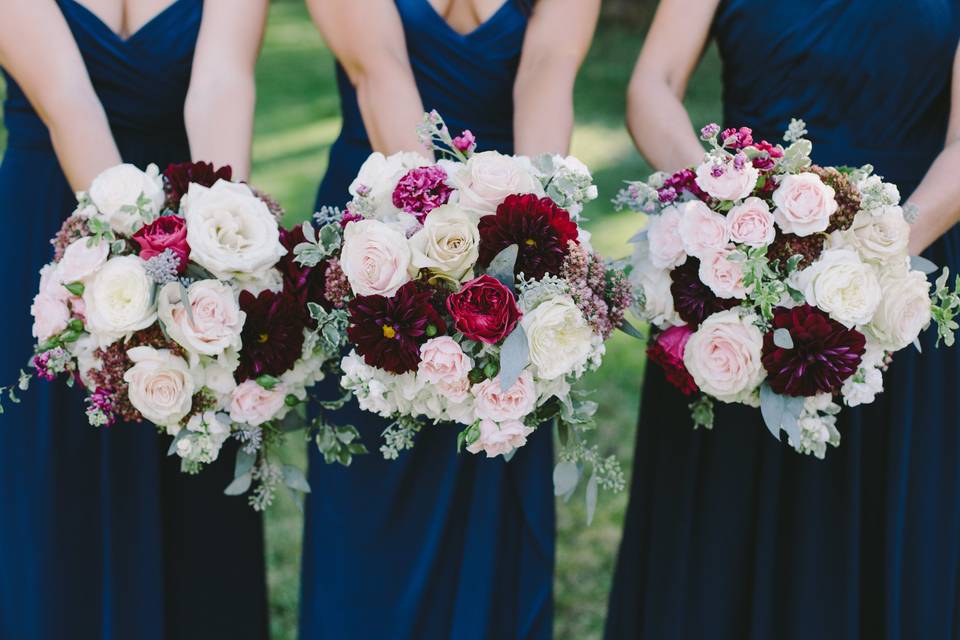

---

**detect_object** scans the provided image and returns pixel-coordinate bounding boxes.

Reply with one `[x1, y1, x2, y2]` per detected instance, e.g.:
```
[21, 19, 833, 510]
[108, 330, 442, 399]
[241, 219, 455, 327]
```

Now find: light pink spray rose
[466, 419, 535, 458]
[698, 246, 749, 299]
[472, 370, 537, 423]
[229, 380, 287, 427]
[694, 157, 759, 201]
[57, 236, 109, 283]
[417, 336, 473, 400]
[772, 173, 838, 236]
[683, 309, 765, 403]
[727, 197, 776, 246]
[646, 205, 686, 269]
[678, 200, 729, 259]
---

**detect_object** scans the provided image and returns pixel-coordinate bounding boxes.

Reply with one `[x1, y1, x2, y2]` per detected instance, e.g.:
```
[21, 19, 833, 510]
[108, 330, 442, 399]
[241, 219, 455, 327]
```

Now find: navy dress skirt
[298, 2, 555, 639]
[0, 2, 267, 638]
[606, 2, 960, 639]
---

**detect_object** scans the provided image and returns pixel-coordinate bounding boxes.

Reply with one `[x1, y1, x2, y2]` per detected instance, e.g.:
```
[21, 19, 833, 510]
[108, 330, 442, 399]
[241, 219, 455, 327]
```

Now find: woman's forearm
[906, 140, 960, 255]
[626, 76, 704, 173]
[354, 59, 429, 157]
[185, 74, 256, 180]
[47, 94, 121, 191]
[513, 59, 575, 156]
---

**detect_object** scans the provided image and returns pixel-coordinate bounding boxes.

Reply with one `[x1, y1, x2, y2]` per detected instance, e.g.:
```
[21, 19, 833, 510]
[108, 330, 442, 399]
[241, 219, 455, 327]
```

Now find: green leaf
[485, 244, 519, 289]
[223, 472, 252, 496]
[257, 374, 281, 390]
[234, 447, 256, 478]
[63, 282, 85, 296]
[618, 318, 645, 340]
[498, 325, 529, 391]
[552, 461, 580, 498]
[282, 464, 311, 493]
[585, 472, 599, 525]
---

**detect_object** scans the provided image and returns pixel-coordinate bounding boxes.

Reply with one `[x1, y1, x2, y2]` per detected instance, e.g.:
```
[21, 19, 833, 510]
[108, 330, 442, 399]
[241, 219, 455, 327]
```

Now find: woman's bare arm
[906, 43, 960, 255]
[512, 0, 599, 156]
[184, 0, 268, 181]
[0, 0, 121, 190]
[625, 0, 720, 172]
[307, 0, 427, 157]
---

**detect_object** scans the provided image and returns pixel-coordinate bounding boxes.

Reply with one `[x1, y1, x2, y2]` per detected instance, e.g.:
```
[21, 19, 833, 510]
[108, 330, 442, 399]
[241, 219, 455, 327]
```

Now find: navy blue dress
[606, 2, 960, 639]
[0, 2, 267, 638]
[299, 2, 555, 638]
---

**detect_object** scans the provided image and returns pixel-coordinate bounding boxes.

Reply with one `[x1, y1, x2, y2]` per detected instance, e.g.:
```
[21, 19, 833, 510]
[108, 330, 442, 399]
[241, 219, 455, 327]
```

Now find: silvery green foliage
[314, 423, 366, 466]
[783, 118, 809, 143]
[248, 460, 283, 511]
[516, 274, 570, 312]
[235, 425, 264, 455]
[759, 383, 805, 442]
[294, 222, 342, 268]
[498, 326, 529, 391]
[931, 268, 960, 347]
[532, 153, 598, 217]
[484, 243, 519, 291]
[380, 415, 422, 460]
[688, 395, 715, 430]
[776, 118, 813, 173]
[308, 304, 349, 357]
[613, 180, 662, 215]
[731, 246, 804, 325]
[313, 206, 343, 227]
[143, 248, 181, 284]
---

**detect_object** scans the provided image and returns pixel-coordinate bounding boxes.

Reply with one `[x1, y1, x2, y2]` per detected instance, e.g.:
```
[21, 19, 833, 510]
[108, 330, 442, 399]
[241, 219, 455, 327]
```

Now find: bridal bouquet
[620, 119, 960, 458]
[9, 162, 361, 509]
[294, 112, 633, 507]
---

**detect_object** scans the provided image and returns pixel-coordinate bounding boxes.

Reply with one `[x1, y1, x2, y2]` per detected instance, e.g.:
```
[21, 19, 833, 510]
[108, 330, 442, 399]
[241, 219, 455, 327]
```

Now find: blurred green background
[0, 2, 722, 638]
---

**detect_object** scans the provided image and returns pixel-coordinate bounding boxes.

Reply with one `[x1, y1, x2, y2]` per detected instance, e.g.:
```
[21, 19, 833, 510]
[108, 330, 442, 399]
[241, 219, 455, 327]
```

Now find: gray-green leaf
[498, 325, 529, 391]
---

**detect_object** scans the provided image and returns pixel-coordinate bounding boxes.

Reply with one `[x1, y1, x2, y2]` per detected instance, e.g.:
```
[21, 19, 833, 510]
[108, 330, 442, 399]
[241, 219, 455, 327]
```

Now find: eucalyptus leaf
[585, 472, 599, 525]
[234, 447, 256, 478]
[282, 464, 311, 493]
[502, 449, 516, 463]
[223, 472, 252, 496]
[910, 255, 939, 275]
[485, 244, 519, 289]
[167, 429, 188, 456]
[619, 318, 645, 340]
[759, 383, 785, 441]
[553, 461, 580, 497]
[498, 325, 529, 391]
[772, 328, 795, 349]
[628, 229, 647, 244]
[913, 337, 923, 353]
[178, 280, 195, 325]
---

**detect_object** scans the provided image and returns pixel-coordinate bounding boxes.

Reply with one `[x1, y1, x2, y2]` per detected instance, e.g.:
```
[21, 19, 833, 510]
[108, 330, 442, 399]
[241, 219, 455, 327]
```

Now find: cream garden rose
[678, 200, 730, 259]
[57, 237, 109, 284]
[865, 265, 932, 350]
[772, 172, 838, 236]
[683, 310, 766, 403]
[123, 346, 194, 427]
[83, 255, 157, 341]
[848, 208, 910, 263]
[409, 204, 480, 281]
[340, 218, 413, 296]
[521, 295, 594, 380]
[183, 180, 285, 279]
[229, 380, 288, 427]
[447, 151, 542, 214]
[795, 248, 881, 327]
[158, 280, 245, 357]
[87, 163, 164, 234]
[727, 197, 776, 246]
[694, 157, 759, 201]
[646, 204, 686, 269]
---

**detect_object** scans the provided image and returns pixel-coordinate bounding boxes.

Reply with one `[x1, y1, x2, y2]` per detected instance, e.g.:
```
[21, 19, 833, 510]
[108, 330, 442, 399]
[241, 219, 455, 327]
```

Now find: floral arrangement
[8, 161, 363, 509]
[619, 119, 960, 458]
[294, 112, 634, 513]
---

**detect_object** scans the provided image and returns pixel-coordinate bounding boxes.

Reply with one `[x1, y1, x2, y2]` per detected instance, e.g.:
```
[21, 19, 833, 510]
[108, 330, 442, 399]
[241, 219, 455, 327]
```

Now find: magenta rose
[133, 215, 189, 272]
[446, 275, 521, 344]
[647, 324, 698, 395]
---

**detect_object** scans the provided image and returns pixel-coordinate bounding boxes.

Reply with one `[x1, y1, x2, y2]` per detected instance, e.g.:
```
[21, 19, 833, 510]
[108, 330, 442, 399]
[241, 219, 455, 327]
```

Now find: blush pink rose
[678, 200, 729, 259]
[57, 237, 109, 283]
[695, 158, 759, 201]
[646, 205, 687, 269]
[418, 336, 473, 399]
[683, 309, 766, 403]
[466, 419, 535, 458]
[727, 197, 776, 246]
[229, 380, 287, 426]
[472, 370, 536, 423]
[31, 293, 71, 342]
[698, 246, 749, 299]
[771, 173, 838, 237]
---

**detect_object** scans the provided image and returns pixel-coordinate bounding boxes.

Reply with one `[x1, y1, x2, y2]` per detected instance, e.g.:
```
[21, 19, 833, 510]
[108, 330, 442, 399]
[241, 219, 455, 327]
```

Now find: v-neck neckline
[63, 0, 186, 44]
[419, 0, 513, 39]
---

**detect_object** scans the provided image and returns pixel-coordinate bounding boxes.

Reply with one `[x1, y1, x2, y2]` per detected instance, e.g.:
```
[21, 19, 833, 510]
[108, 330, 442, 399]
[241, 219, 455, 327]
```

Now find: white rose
[683, 310, 765, 403]
[865, 265, 932, 350]
[88, 163, 164, 234]
[848, 208, 910, 263]
[698, 246, 749, 299]
[340, 218, 412, 296]
[795, 248, 881, 327]
[521, 295, 594, 380]
[123, 346, 195, 426]
[409, 204, 480, 281]
[157, 280, 245, 357]
[631, 243, 682, 328]
[646, 205, 687, 269]
[727, 197, 775, 246]
[229, 380, 288, 426]
[447, 151, 543, 215]
[83, 255, 157, 341]
[694, 157, 759, 201]
[772, 173, 838, 237]
[57, 237, 109, 284]
[678, 200, 730, 259]
[183, 180, 286, 279]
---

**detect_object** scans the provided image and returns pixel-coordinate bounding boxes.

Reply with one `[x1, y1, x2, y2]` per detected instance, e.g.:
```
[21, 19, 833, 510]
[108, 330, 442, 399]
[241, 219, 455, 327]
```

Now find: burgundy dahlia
[163, 161, 232, 209]
[348, 282, 447, 374]
[236, 290, 307, 381]
[647, 325, 698, 395]
[669, 258, 739, 327]
[761, 304, 866, 397]
[391, 166, 453, 222]
[278, 225, 328, 315]
[477, 194, 579, 280]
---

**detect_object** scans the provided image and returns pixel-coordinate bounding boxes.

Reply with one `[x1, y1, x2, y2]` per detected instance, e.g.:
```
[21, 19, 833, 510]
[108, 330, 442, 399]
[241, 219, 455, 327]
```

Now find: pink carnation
[391, 166, 453, 222]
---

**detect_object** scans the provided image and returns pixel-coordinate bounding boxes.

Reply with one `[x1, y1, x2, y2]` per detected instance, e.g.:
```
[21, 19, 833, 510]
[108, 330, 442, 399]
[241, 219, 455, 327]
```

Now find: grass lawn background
[0, 4, 722, 637]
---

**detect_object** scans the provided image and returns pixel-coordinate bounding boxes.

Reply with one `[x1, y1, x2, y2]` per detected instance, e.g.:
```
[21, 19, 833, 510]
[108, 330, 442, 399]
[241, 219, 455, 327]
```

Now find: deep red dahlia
[163, 161, 233, 209]
[278, 225, 329, 315]
[669, 258, 739, 327]
[647, 325, 698, 395]
[477, 194, 579, 280]
[236, 290, 307, 381]
[348, 282, 447, 374]
[761, 305, 866, 397]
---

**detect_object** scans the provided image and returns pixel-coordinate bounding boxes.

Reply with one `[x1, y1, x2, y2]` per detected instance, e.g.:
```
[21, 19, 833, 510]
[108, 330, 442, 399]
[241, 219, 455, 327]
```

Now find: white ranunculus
[157, 280, 245, 357]
[848, 208, 910, 263]
[57, 237, 109, 284]
[183, 180, 286, 279]
[349, 151, 429, 216]
[521, 295, 594, 380]
[865, 265, 932, 350]
[683, 309, 765, 403]
[340, 218, 412, 296]
[631, 242, 683, 328]
[87, 163, 164, 234]
[409, 204, 480, 281]
[83, 255, 157, 342]
[123, 346, 195, 427]
[772, 172, 838, 237]
[447, 151, 543, 215]
[794, 248, 881, 327]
